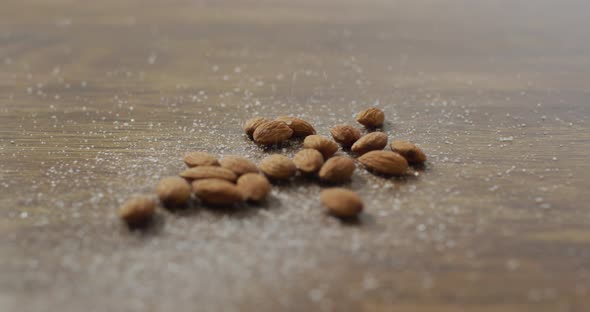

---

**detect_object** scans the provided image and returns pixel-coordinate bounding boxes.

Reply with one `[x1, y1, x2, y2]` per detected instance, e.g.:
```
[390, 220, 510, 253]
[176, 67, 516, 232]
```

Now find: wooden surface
[1, 0, 589, 311]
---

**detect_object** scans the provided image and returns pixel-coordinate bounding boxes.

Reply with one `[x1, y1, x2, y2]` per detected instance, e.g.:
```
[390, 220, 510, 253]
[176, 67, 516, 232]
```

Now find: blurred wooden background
[1, 0, 589, 311]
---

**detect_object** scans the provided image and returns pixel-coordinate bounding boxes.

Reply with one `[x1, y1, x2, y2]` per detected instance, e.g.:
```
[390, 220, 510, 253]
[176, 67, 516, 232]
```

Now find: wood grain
[1, 0, 589, 311]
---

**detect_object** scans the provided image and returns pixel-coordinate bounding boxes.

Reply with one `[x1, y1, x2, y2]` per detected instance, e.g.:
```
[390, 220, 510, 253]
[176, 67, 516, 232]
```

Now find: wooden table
[1, 1, 589, 311]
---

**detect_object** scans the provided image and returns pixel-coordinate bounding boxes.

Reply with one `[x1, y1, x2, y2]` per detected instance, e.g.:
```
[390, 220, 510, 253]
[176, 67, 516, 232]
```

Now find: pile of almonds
[118, 108, 427, 227]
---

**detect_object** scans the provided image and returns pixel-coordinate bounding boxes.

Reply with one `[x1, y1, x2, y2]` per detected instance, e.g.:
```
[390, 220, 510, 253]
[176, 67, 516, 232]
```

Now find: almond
[330, 125, 361, 147]
[155, 177, 192, 206]
[244, 117, 269, 138]
[118, 196, 157, 226]
[351, 132, 388, 155]
[237, 173, 271, 202]
[219, 155, 259, 176]
[258, 154, 297, 180]
[183, 152, 219, 167]
[319, 156, 355, 183]
[253, 120, 293, 145]
[179, 166, 237, 182]
[358, 150, 408, 175]
[275, 116, 316, 138]
[390, 140, 427, 165]
[320, 188, 363, 217]
[293, 149, 324, 174]
[192, 179, 244, 205]
[303, 135, 339, 159]
[356, 107, 384, 128]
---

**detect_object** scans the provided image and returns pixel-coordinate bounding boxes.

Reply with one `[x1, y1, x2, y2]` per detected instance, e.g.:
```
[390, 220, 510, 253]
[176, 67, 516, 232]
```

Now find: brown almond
[356, 108, 385, 128]
[293, 149, 324, 174]
[319, 156, 356, 183]
[358, 150, 408, 175]
[244, 117, 269, 138]
[179, 166, 237, 182]
[155, 177, 192, 206]
[237, 173, 271, 202]
[320, 188, 363, 217]
[183, 152, 219, 167]
[330, 125, 362, 147]
[258, 154, 297, 180]
[253, 120, 293, 145]
[275, 116, 316, 138]
[351, 132, 388, 155]
[219, 155, 259, 176]
[390, 140, 427, 165]
[118, 196, 157, 226]
[303, 135, 339, 159]
[192, 179, 244, 205]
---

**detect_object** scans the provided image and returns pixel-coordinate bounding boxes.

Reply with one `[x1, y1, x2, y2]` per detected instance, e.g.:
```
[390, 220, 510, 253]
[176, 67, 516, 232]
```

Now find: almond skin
[192, 179, 244, 205]
[275, 116, 316, 138]
[253, 120, 293, 145]
[320, 188, 363, 217]
[179, 166, 237, 182]
[219, 155, 259, 176]
[319, 156, 356, 183]
[293, 149, 324, 174]
[155, 177, 192, 206]
[330, 125, 362, 147]
[390, 140, 427, 165]
[351, 132, 388, 155]
[237, 173, 272, 202]
[303, 135, 339, 159]
[118, 196, 157, 226]
[183, 152, 219, 167]
[244, 117, 269, 138]
[356, 108, 385, 128]
[358, 150, 408, 175]
[258, 154, 297, 180]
